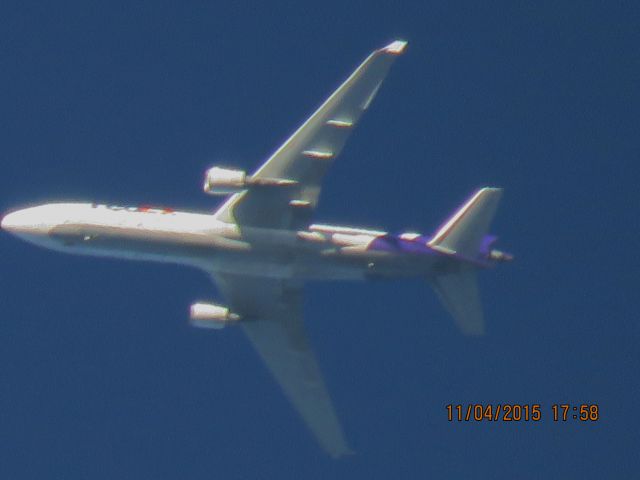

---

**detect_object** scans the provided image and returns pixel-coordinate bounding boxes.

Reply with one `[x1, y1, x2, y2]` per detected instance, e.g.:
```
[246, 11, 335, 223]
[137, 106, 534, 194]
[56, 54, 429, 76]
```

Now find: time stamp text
[446, 404, 600, 422]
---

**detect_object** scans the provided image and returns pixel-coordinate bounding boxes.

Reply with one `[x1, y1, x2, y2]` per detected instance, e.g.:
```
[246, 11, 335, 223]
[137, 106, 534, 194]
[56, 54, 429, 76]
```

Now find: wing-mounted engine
[189, 302, 241, 329]
[203, 166, 298, 195]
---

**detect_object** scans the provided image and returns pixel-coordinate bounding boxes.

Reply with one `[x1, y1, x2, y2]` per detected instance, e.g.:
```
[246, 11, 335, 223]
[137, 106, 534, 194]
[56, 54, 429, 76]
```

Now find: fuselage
[0, 202, 477, 281]
[0, 40, 515, 459]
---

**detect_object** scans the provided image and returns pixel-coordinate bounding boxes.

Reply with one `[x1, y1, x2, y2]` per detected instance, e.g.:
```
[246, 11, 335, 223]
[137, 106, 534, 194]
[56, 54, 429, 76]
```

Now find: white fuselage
[1, 203, 445, 281]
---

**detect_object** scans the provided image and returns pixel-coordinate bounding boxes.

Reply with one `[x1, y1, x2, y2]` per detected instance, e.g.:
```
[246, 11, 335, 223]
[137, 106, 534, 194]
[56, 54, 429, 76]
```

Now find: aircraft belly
[48, 224, 233, 267]
[47, 223, 439, 280]
[209, 252, 366, 280]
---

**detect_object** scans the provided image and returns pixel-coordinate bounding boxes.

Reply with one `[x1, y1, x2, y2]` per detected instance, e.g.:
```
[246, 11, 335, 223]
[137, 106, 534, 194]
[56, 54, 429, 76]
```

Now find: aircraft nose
[1, 208, 51, 236]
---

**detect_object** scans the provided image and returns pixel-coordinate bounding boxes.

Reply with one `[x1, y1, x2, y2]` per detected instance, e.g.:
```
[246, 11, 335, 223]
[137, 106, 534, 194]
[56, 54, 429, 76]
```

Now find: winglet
[381, 40, 408, 55]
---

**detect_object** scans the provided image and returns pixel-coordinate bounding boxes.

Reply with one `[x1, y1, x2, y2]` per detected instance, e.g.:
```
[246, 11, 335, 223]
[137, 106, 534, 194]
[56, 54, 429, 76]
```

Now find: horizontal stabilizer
[429, 188, 502, 259]
[431, 271, 484, 335]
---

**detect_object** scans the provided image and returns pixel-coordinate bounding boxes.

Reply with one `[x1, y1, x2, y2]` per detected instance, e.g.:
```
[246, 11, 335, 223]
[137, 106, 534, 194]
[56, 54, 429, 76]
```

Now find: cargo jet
[2, 40, 512, 457]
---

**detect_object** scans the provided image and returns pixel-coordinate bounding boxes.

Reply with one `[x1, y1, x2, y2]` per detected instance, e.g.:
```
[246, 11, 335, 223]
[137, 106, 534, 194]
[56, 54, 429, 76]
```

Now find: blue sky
[1, 1, 638, 478]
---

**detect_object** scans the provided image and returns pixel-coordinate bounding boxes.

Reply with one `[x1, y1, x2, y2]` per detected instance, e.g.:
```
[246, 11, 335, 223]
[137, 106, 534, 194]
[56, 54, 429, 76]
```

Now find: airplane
[1, 40, 512, 457]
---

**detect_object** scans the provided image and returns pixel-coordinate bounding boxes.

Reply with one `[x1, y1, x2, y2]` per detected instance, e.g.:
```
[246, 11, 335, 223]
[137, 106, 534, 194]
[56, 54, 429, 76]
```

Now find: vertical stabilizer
[429, 188, 502, 259]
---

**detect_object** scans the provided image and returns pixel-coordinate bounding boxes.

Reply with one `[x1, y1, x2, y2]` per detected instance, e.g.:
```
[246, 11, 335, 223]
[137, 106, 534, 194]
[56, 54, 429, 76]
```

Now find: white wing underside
[209, 273, 352, 458]
[208, 41, 407, 456]
[213, 40, 407, 230]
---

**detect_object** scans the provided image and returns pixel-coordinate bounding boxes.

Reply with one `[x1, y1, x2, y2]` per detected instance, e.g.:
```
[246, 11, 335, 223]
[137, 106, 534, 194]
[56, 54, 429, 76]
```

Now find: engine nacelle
[189, 302, 241, 329]
[203, 167, 248, 195]
[203, 166, 298, 195]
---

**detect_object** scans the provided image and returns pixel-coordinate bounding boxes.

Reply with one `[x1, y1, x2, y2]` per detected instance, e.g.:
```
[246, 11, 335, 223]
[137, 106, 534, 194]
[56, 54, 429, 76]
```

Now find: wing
[210, 273, 352, 458]
[213, 40, 408, 230]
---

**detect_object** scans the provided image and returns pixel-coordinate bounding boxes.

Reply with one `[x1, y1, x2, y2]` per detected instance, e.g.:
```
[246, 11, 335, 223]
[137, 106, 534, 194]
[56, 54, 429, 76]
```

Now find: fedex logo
[91, 204, 175, 214]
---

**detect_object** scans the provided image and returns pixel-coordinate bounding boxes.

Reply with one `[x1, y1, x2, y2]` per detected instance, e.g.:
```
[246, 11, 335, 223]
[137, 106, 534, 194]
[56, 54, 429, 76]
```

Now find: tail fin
[431, 270, 484, 335]
[428, 188, 503, 259]
[428, 187, 503, 335]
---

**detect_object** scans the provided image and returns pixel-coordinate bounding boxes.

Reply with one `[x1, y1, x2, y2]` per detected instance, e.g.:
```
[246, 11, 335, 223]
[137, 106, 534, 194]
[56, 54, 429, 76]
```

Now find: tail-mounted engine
[189, 302, 241, 329]
[488, 249, 514, 262]
[203, 166, 298, 195]
[480, 235, 514, 263]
